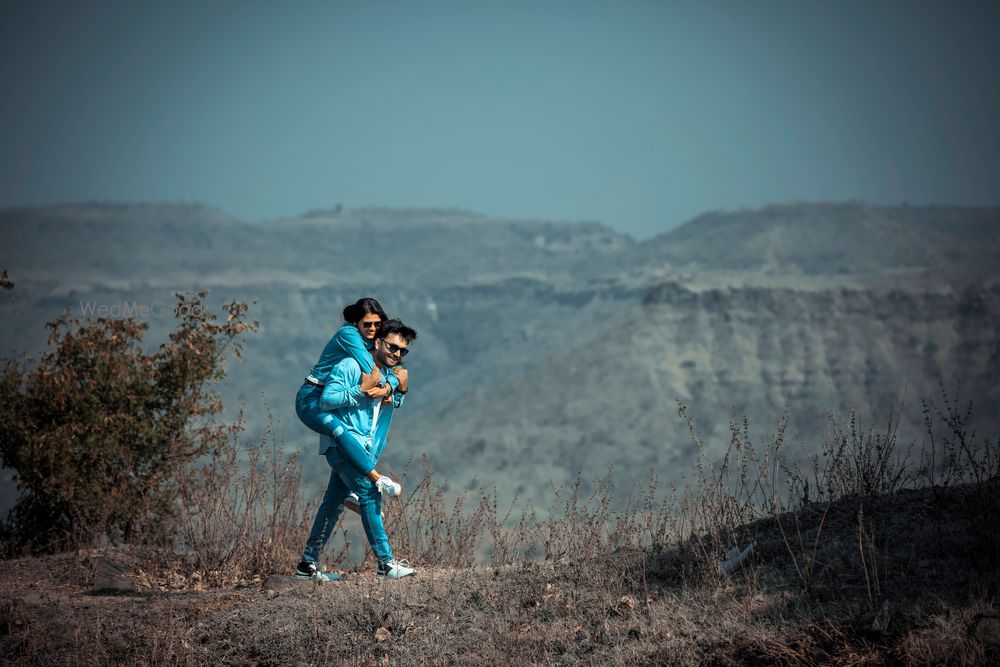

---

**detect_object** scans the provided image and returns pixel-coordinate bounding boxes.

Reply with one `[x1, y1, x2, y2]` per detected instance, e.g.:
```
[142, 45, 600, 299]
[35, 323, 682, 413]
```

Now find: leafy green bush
[0, 291, 257, 553]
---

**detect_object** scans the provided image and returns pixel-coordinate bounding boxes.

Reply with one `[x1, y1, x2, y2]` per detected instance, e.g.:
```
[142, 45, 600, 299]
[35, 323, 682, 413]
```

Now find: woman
[295, 297, 400, 488]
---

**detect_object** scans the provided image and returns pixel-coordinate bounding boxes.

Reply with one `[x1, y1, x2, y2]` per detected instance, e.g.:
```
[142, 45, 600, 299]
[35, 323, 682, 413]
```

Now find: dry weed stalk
[485, 487, 539, 566]
[383, 455, 489, 567]
[173, 409, 312, 582]
[856, 504, 881, 608]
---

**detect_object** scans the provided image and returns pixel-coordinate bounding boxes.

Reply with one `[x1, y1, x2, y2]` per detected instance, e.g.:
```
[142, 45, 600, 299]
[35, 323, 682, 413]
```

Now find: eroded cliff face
[642, 282, 1000, 413]
[640, 281, 1000, 437]
[394, 280, 1000, 509]
[2, 202, 998, 510]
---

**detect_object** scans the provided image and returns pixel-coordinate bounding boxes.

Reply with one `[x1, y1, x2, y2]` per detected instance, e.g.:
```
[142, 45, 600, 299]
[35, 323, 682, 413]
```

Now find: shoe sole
[295, 572, 342, 581]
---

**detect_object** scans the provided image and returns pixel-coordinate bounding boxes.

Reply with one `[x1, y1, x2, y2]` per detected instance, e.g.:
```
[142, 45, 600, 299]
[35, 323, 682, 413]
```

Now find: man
[295, 318, 417, 581]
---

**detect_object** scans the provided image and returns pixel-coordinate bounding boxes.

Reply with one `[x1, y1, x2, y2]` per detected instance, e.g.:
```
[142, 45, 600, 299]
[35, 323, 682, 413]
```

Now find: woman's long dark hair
[342, 297, 387, 324]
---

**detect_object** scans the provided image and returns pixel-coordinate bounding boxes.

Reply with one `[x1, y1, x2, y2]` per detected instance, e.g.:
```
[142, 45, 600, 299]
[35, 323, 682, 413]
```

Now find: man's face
[374, 333, 409, 368]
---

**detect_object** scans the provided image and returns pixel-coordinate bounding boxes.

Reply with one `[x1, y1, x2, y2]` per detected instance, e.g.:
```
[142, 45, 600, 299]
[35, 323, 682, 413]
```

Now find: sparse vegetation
[170, 409, 314, 588]
[0, 292, 258, 553]
[0, 260, 997, 663]
[1, 382, 997, 665]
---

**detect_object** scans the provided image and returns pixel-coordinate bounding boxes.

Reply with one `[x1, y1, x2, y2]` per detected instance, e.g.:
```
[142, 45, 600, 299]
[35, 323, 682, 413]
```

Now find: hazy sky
[2, 1, 998, 238]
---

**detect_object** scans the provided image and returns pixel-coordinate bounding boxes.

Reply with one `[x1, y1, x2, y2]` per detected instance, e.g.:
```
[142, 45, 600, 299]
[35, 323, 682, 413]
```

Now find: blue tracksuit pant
[301, 447, 392, 564]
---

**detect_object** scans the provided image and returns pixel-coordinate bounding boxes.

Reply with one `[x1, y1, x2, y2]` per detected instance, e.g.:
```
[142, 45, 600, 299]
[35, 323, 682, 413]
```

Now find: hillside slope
[397, 281, 1000, 507]
[2, 201, 999, 507]
[1, 479, 997, 665]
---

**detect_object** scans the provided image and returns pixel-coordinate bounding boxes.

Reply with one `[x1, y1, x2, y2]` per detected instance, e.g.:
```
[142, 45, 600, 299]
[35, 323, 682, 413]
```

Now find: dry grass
[169, 409, 315, 588]
[2, 390, 999, 665]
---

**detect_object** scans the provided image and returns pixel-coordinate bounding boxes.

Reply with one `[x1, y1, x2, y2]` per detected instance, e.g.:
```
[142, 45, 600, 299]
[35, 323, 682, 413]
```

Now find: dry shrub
[382, 455, 488, 567]
[919, 384, 1000, 564]
[538, 472, 617, 562]
[820, 407, 913, 501]
[894, 602, 994, 667]
[0, 292, 258, 554]
[664, 404, 799, 589]
[171, 410, 313, 585]
[485, 486, 540, 566]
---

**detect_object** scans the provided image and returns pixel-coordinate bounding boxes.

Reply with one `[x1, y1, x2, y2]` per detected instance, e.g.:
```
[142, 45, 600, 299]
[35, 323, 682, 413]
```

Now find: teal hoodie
[318, 355, 404, 464]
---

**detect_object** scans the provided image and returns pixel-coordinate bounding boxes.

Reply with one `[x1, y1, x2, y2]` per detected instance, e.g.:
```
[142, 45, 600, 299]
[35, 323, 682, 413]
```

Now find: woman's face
[356, 313, 382, 340]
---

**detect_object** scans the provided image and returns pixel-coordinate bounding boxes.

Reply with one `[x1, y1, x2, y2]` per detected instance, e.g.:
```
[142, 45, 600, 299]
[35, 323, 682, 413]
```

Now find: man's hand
[367, 384, 392, 400]
[393, 367, 409, 394]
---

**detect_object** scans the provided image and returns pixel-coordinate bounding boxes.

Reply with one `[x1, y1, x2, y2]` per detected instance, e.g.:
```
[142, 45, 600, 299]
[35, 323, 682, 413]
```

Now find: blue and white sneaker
[295, 560, 342, 582]
[377, 559, 415, 580]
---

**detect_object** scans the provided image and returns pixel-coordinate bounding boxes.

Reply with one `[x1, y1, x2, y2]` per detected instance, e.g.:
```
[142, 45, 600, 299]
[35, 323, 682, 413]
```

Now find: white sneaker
[344, 492, 360, 514]
[376, 558, 415, 579]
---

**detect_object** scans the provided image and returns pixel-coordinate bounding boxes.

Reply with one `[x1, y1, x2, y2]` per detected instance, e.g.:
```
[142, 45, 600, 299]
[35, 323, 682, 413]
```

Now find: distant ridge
[2, 199, 998, 512]
[298, 206, 483, 220]
[0, 200, 235, 223]
[616, 201, 1000, 276]
[0, 202, 631, 289]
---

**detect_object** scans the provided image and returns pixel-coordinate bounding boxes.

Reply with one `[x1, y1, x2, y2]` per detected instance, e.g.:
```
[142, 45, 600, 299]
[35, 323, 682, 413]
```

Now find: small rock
[374, 627, 391, 642]
[262, 575, 301, 592]
[92, 574, 138, 593]
[92, 557, 138, 593]
[266, 589, 280, 600]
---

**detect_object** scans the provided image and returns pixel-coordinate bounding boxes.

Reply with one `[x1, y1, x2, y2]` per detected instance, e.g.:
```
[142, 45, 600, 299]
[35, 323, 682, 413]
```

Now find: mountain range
[2, 201, 998, 510]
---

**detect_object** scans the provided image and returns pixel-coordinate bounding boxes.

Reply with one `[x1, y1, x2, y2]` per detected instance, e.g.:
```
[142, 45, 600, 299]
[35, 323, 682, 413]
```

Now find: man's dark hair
[342, 297, 387, 324]
[376, 318, 417, 342]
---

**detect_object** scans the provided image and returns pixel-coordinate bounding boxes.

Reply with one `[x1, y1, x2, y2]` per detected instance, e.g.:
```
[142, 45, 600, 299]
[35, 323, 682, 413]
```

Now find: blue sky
[2, 0, 998, 238]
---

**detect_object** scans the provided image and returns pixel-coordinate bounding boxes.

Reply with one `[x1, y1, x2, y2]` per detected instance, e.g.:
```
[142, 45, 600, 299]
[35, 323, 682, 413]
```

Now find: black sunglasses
[383, 341, 409, 357]
[359, 320, 382, 329]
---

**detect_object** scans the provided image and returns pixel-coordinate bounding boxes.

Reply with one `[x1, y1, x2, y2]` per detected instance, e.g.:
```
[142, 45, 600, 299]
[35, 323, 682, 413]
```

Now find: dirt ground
[3, 481, 1000, 665]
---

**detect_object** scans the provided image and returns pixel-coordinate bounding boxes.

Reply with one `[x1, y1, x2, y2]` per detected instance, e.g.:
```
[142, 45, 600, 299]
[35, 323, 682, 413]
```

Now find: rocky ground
[2, 478, 999, 665]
